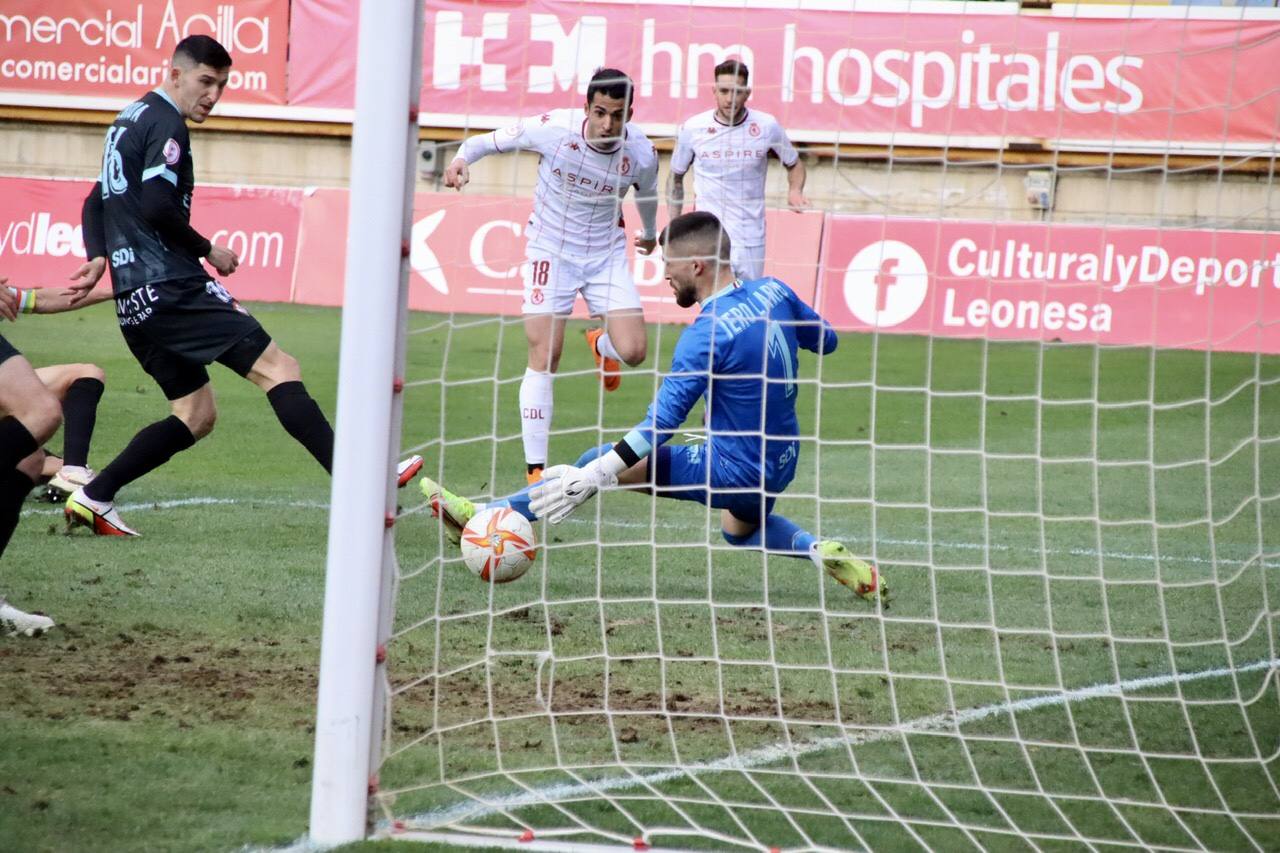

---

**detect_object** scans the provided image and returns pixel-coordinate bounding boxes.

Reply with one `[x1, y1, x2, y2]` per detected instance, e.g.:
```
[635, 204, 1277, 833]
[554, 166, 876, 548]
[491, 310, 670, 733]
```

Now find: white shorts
[730, 243, 766, 281]
[522, 249, 642, 316]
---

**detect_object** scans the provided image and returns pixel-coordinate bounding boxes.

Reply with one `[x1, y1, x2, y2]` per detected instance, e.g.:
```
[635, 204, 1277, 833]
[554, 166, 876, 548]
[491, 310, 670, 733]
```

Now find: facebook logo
[843, 240, 928, 327]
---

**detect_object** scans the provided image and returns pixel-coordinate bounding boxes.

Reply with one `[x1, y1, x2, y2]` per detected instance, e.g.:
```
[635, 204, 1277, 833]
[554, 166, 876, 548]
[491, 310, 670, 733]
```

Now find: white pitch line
[253, 657, 1279, 853]
[20, 496, 329, 518]
[390, 657, 1279, 836]
[23, 495, 1269, 569]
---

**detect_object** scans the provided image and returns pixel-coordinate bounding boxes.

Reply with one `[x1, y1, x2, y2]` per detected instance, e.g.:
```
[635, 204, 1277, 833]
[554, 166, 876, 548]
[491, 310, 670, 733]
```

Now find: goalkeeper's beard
[672, 281, 698, 308]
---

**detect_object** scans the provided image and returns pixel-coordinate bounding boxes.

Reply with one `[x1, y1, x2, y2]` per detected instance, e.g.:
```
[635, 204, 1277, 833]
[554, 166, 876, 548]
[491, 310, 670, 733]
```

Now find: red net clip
[392, 377, 405, 393]
[633, 838, 649, 851]
[518, 829, 535, 843]
[384, 513, 396, 529]
[400, 239, 410, 258]
[375, 644, 387, 664]
[367, 775, 379, 795]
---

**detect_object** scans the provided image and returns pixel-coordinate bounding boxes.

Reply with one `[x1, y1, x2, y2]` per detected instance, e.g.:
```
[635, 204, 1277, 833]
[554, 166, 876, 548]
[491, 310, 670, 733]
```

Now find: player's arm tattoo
[667, 170, 686, 219]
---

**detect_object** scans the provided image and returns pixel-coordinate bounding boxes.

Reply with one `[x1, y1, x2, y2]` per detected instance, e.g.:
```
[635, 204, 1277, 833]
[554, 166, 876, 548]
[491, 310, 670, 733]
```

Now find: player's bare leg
[170, 382, 218, 438]
[522, 313, 568, 485]
[0, 354, 62, 471]
[586, 308, 645, 392]
[0, 353, 62, 554]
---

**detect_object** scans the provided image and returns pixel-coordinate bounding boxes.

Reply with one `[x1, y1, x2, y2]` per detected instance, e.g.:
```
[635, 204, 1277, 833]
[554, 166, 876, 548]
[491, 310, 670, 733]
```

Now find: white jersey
[459, 109, 659, 259]
[670, 108, 799, 248]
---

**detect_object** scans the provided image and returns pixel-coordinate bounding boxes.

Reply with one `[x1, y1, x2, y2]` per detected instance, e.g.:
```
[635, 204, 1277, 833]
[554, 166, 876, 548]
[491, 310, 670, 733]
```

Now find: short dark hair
[586, 68, 634, 110]
[714, 59, 749, 86]
[660, 211, 732, 262]
[174, 35, 232, 70]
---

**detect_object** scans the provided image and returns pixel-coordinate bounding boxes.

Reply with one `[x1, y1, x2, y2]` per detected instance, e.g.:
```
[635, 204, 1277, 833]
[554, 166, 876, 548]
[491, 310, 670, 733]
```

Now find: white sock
[595, 331, 624, 362]
[519, 368, 554, 467]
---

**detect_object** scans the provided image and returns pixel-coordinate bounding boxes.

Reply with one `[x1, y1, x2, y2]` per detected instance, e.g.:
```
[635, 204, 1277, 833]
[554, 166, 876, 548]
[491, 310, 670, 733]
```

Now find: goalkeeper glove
[529, 451, 626, 524]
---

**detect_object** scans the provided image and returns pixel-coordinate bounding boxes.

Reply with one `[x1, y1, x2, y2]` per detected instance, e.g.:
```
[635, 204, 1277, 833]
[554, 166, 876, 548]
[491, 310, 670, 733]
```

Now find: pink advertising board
[291, 188, 824, 324]
[0, 177, 304, 303]
[0, 0, 290, 105]
[818, 214, 1280, 354]
[7, 175, 1275, 356]
[287, 0, 1280, 152]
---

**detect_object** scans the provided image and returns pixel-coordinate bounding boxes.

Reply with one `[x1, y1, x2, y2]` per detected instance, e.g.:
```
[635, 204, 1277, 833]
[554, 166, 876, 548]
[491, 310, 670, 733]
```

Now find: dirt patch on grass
[2, 609, 866, 741]
[0, 622, 318, 728]
[387, 608, 871, 738]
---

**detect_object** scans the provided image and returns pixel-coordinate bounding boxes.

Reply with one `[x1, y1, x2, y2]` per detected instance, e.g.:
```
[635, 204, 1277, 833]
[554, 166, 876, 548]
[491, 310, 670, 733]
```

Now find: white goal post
[309, 0, 424, 844]
[308, 1, 1280, 850]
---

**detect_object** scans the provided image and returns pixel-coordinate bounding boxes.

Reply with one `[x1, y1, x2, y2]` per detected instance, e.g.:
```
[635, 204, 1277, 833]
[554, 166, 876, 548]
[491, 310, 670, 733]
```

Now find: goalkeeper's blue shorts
[655, 444, 780, 525]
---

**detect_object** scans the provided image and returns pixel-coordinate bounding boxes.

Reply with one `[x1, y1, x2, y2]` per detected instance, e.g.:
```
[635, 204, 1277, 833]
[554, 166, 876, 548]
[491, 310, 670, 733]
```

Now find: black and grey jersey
[98, 89, 206, 295]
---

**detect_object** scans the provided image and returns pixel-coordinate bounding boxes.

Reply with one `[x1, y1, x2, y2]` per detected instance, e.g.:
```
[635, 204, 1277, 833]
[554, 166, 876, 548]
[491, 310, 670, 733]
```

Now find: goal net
[318, 2, 1280, 849]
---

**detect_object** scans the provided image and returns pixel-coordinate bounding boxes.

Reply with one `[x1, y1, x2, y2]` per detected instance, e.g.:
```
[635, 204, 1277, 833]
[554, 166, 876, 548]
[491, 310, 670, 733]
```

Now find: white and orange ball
[460, 506, 537, 583]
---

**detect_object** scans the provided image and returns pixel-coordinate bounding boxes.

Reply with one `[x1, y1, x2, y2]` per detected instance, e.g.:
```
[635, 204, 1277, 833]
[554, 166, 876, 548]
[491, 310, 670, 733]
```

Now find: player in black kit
[65, 35, 420, 536]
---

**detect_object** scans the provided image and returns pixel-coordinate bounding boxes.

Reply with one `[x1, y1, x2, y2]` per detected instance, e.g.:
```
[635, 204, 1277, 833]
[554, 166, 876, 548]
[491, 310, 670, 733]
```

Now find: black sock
[267, 381, 334, 473]
[0, 467, 37, 559]
[61, 377, 105, 468]
[85, 415, 195, 502]
[0, 416, 39, 473]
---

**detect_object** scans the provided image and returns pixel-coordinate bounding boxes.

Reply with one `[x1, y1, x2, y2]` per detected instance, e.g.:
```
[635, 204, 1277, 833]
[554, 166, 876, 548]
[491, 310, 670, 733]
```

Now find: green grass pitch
[1, 302, 1276, 852]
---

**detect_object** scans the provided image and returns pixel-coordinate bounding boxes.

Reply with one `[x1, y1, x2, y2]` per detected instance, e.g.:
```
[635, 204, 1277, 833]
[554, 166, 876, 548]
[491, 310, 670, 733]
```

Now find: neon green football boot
[811, 541, 889, 607]
[419, 475, 477, 546]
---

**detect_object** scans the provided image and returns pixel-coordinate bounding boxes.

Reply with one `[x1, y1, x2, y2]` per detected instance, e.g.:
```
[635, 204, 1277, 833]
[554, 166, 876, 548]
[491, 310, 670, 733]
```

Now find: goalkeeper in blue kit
[421, 211, 886, 605]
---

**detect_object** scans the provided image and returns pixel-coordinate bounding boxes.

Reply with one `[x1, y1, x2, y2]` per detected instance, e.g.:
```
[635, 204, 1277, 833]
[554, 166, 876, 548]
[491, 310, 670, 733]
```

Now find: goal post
[307, 1, 1280, 849]
[309, 0, 424, 844]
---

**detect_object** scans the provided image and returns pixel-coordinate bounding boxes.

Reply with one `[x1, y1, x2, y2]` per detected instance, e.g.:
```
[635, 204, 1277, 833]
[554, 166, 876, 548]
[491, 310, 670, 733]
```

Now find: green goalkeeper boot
[811, 541, 888, 607]
[420, 475, 477, 546]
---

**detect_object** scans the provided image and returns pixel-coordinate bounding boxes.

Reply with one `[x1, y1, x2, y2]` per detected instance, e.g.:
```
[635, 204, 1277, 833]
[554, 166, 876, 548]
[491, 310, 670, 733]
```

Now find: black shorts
[116, 277, 272, 400]
[0, 332, 19, 367]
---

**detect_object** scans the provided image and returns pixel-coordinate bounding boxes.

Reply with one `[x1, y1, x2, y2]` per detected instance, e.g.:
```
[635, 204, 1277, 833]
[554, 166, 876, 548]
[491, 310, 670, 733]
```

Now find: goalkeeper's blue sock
[490, 442, 613, 522]
[722, 513, 817, 557]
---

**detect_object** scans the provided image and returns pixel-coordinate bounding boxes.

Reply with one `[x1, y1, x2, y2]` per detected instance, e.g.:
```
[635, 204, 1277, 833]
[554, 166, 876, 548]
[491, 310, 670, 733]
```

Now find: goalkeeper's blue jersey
[625, 277, 838, 491]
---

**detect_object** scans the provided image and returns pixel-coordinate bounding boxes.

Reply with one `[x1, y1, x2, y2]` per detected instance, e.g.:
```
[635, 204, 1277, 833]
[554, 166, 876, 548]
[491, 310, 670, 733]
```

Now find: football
[460, 506, 537, 583]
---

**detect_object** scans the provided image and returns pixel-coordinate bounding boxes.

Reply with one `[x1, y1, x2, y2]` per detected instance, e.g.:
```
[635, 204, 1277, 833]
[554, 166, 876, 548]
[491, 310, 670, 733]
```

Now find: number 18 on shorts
[521, 250, 642, 316]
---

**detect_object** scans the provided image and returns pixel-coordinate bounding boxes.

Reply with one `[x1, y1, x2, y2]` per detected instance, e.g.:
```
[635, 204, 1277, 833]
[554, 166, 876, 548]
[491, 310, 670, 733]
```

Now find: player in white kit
[444, 69, 659, 485]
[668, 60, 808, 281]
